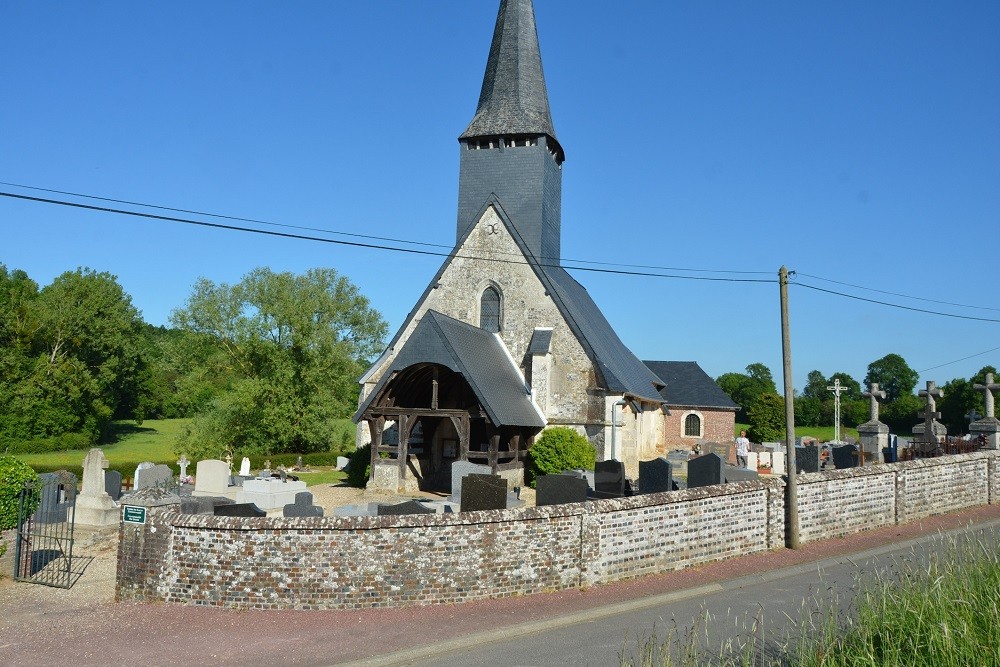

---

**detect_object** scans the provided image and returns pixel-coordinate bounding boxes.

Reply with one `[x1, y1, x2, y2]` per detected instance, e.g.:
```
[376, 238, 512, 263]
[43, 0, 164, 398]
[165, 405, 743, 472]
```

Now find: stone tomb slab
[638, 458, 675, 494]
[214, 502, 266, 518]
[104, 470, 123, 502]
[283, 491, 324, 518]
[238, 478, 308, 510]
[535, 474, 589, 507]
[181, 496, 234, 515]
[460, 474, 508, 512]
[448, 461, 492, 501]
[796, 446, 821, 473]
[376, 500, 435, 516]
[687, 453, 725, 488]
[193, 459, 235, 497]
[724, 465, 759, 483]
[832, 444, 858, 469]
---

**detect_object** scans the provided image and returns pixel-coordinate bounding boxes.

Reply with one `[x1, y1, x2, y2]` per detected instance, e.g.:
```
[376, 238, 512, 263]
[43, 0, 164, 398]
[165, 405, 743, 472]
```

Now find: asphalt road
[349, 519, 1000, 667]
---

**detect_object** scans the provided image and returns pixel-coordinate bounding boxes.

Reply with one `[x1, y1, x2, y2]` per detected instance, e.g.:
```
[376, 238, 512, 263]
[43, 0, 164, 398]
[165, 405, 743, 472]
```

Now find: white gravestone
[239, 457, 251, 476]
[75, 448, 119, 526]
[193, 459, 237, 498]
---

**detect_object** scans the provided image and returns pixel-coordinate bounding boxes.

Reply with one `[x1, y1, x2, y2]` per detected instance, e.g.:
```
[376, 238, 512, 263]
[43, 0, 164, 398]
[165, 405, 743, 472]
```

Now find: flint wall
[116, 450, 999, 610]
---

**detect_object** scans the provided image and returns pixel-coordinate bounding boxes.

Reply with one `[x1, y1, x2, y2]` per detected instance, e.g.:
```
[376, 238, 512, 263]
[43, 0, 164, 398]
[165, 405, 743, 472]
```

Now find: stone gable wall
[116, 451, 999, 609]
[661, 407, 737, 450]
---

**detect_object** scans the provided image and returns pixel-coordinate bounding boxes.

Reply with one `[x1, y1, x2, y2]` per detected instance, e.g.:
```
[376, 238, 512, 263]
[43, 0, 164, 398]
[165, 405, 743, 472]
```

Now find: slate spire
[460, 0, 562, 161]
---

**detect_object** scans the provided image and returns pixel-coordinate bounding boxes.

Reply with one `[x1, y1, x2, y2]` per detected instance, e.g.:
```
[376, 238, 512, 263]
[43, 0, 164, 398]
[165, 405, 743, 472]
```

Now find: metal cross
[827, 379, 848, 443]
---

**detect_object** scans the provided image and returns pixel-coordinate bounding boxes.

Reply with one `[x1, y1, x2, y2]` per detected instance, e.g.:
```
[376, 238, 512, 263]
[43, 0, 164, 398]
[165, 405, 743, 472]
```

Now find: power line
[797, 271, 1000, 313]
[0, 180, 773, 277]
[917, 346, 1000, 373]
[792, 280, 1000, 323]
[0, 191, 775, 284]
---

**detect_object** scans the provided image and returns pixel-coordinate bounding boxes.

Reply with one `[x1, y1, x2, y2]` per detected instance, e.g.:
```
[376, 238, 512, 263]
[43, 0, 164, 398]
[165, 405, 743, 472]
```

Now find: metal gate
[14, 471, 79, 589]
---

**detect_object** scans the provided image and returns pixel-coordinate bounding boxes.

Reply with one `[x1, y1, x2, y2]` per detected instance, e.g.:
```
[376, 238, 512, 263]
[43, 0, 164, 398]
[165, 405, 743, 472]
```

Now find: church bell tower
[456, 0, 565, 264]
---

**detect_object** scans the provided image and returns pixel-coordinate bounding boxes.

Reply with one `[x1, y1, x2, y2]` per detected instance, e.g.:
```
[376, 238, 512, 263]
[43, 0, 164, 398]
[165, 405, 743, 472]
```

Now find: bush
[346, 444, 371, 488]
[0, 456, 40, 531]
[527, 427, 596, 488]
[2, 430, 95, 455]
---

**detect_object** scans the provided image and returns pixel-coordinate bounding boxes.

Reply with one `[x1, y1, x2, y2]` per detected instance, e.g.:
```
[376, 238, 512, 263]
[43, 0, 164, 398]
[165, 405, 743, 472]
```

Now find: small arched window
[684, 413, 702, 438]
[480, 286, 501, 333]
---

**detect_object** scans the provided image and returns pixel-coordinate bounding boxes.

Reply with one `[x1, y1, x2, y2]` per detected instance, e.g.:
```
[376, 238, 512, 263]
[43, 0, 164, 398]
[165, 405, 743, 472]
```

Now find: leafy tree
[802, 370, 828, 400]
[172, 268, 387, 459]
[794, 396, 822, 427]
[882, 394, 922, 434]
[864, 354, 919, 403]
[717, 363, 778, 422]
[746, 393, 785, 443]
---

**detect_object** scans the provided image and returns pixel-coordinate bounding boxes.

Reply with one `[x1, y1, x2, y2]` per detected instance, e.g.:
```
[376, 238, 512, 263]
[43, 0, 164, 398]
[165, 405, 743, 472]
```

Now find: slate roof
[643, 361, 739, 410]
[460, 0, 562, 159]
[355, 310, 545, 428]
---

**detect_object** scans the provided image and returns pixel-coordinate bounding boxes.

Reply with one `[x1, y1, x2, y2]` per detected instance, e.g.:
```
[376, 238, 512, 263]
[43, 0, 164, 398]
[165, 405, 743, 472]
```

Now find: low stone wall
[116, 451, 999, 610]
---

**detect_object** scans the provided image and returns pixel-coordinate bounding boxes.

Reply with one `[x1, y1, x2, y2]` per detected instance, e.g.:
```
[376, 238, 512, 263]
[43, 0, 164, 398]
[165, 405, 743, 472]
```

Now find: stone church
[354, 0, 729, 490]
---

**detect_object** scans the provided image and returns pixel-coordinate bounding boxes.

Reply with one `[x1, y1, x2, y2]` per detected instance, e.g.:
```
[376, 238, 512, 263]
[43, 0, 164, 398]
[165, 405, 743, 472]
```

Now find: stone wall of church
[661, 408, 737, 451]
[358, 205, 605, 445]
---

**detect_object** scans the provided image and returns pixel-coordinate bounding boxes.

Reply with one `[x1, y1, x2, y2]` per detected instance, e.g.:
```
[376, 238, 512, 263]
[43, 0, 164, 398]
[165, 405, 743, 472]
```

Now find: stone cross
[965, 409, 981, 425]
[177, 455, 190, 479]
[973, 373, 999, 419]
[827, 378, 848, 443]
[918, 381, 944, 442]
[862, 382, 886, 422]
[224, 451, 233, 471]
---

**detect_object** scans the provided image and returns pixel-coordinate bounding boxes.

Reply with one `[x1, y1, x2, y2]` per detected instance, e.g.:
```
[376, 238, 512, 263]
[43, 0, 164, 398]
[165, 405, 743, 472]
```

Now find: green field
[736, 423, 860, 442]
[10, 418, 347, 486]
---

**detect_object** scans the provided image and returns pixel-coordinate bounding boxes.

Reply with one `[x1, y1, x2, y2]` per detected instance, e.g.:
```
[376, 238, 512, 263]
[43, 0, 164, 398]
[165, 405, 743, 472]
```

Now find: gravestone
[34, 471, 77, 523]
[104, 470, 123, 501]
[700, 442, 734, 465]
[970, 373, 1000, 449]
[336, 456, 350, 470]
[857, 383, 889, 463]
[214, 502, 266, 518]
[177, 454, 191, 480]
[282, 491, 324, 518]
[832, 444, 858, 469]
[376, 500, 434, 516]
[638, 458, 675, 494]
[770, 452, 786, 475]
[75, 448, 119, 526]
[239, 457, 251, 476]
[535, 474, 589, 507]
[560, 468, 595, 492]
[459, 474, 508, 512]
[796, 445, 821, 473]
[687, 453, 725, 488]
[181, 496, 234, 515]
[135, 464, 172, 491]
[132, 461, 155, 491]
[239, 477, 308, 510]
[593, 460, 626, 499]
[724, 465, 758, 483]
[666, 450, 689, 476]
[194, 459, 233, 496]
[448, 461, 492, 501]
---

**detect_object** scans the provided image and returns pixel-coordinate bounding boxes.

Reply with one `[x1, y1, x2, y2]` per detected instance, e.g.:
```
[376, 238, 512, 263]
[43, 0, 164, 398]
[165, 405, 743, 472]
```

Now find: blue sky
[2, 1, 998, 394]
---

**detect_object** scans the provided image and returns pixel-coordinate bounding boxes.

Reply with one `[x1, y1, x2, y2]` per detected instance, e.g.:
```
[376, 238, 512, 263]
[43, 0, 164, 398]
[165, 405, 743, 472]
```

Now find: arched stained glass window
[684, 413, 702, 438]
[480, 286, 501, 332]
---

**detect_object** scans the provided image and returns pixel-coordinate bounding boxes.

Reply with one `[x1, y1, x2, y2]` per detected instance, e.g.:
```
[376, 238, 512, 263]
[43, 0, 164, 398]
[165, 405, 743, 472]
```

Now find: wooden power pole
[779, 266, 800, 549]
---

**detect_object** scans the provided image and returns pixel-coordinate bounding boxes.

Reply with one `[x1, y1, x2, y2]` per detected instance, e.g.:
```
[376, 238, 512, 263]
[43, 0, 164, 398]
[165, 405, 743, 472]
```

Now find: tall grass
[621, 530, 1000, 667]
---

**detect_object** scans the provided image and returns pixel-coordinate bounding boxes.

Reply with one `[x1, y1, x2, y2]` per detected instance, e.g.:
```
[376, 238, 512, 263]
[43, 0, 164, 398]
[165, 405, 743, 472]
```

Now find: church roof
[643, 361, 739, 410]
[460, 0, 562, 158]
[355, 310, 545, 428]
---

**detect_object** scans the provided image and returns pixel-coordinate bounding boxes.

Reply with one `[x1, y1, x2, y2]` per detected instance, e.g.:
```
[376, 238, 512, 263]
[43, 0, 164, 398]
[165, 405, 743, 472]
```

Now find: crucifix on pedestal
[827, 378, 848, 444]
[973, 373, 999, 419]
[970, 373, 1000, 449]
[859, 383, 886, 465]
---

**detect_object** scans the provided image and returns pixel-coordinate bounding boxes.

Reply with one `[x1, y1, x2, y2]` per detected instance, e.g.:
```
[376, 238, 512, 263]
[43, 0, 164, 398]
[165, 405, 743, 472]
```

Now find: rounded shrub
[527, 427, 596, 488]
[0, 456, 40, 530]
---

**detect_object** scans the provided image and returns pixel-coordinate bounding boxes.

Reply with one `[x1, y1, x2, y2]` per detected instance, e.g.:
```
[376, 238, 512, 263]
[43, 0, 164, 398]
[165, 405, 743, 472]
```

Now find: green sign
[123, 505, 147, 525]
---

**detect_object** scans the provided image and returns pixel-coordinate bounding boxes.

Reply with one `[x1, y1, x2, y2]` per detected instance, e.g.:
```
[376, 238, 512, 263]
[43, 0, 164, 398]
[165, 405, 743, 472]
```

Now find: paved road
[347, 518, 1000, 667]
[3, 505, 999, 667]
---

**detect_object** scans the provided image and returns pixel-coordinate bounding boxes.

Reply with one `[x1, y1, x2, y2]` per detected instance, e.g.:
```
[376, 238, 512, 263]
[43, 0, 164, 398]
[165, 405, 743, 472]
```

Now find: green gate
[14, 472, 81, 589]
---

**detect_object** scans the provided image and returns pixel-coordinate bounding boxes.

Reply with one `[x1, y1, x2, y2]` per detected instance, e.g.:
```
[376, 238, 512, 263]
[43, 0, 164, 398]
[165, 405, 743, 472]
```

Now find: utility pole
[779, 266, 799, 549]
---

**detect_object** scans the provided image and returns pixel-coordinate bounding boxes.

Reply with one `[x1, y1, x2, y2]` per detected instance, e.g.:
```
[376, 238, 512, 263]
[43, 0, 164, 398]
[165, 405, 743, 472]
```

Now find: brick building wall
[661, 406, 737, 450]
[116, 450, 999, 609]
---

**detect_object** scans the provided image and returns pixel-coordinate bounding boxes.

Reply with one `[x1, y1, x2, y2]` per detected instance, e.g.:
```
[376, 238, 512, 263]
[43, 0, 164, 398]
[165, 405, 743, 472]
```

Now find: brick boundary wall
[116, 451, 999, 610]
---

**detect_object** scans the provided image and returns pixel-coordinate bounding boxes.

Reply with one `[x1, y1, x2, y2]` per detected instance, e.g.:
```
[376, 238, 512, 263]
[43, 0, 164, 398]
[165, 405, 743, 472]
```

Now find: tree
[794, 395, 822, 427]
[938, 366, 998, 434]
[802, 370, 828, 400]
[746, 393, 785, 443]
[864, 354, 919, 403]
[717, 363, 778, 422]
[172, 267, 387, 459]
